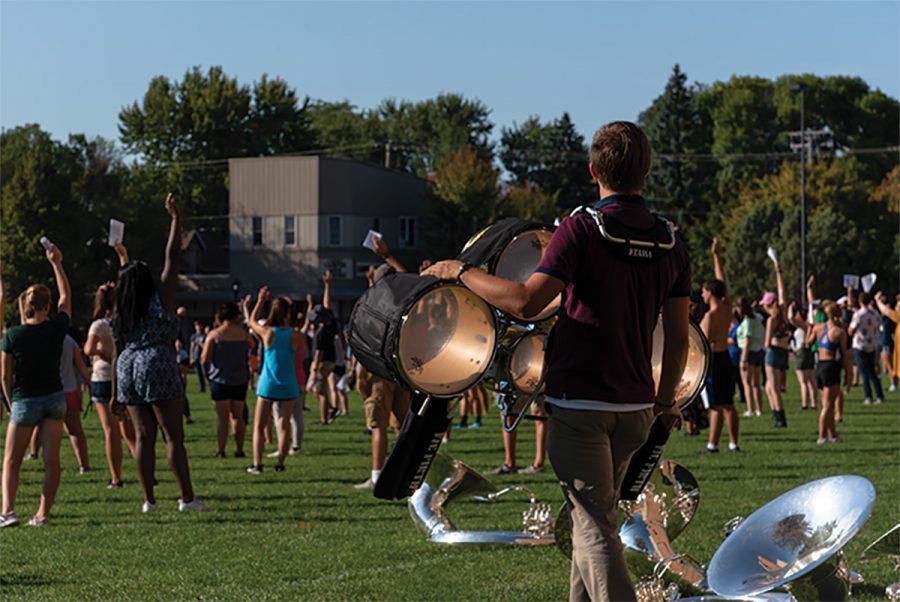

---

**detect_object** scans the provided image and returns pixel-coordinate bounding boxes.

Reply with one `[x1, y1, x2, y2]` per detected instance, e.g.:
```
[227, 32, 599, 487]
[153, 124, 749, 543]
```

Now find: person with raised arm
[308, 271, 340, 425]
[787, 300, 817, 411]
[112, 193, 208, 513]
[761, 260, 790, 427]
[699, 238, 740, 453]
[85, 278, 136, 488]
[849, 292, 885, 405]
[806, 301, 852, 444]
[242, 286, 303, 474]
[424, 121, 690, 601]
[1, 241, 72, 527]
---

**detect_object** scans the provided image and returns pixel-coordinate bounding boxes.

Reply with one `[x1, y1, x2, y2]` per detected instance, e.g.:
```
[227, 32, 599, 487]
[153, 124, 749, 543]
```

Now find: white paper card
[843, 274, 860, 289]
[362, 230, 382, 252]
[108, 219, 125, 247]
[862, 273, 877, 293]
[766, 247, 778, 264]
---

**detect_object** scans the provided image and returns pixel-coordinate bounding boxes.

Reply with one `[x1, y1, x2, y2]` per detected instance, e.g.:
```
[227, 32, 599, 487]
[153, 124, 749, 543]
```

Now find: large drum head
[493, 228, 561, 322]
[397, 284, 496, 397]
[651, 317, 710, 409]
[509, 332, 545, 394]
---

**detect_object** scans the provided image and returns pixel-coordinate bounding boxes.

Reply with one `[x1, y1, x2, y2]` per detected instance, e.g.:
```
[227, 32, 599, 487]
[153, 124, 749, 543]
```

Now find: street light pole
[790, 83, 807, 299]
[799, 87, 806, 301]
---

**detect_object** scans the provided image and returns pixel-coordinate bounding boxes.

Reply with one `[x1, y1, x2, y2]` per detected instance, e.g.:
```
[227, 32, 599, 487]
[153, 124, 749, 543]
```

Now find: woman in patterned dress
[112, 194, 208, 513]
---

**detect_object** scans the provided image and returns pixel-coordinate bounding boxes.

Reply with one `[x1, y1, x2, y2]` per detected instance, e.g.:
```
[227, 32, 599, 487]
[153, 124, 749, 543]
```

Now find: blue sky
[2, 1, 898, 146]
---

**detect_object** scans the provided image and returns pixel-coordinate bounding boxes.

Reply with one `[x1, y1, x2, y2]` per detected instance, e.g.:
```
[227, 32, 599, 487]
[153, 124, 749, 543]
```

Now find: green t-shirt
[1, 311, 70, 401]
[736, 316, 765, 352]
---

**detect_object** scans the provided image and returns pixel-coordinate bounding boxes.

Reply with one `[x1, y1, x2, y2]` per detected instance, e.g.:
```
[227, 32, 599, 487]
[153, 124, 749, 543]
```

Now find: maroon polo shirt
[536, 195, 691, 404]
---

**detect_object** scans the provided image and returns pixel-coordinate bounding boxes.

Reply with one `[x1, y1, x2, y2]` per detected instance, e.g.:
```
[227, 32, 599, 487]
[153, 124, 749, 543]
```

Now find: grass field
[0, 374, 897, 601]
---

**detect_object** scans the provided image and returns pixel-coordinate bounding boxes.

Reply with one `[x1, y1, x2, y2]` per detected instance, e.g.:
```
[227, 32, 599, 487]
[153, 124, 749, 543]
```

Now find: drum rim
[508, 329, 547, 395]
[391, 281, 499, 398]
[492, 227, 560, 324]
[679, 319, 711, 411]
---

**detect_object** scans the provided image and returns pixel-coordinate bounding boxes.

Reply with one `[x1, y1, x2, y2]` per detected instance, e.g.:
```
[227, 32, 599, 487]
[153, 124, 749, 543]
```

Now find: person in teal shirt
[736, 297, 764, 417]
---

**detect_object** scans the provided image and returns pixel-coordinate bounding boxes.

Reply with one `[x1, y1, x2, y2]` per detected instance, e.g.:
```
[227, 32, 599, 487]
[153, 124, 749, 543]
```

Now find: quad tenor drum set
[348, 216, 893, 601]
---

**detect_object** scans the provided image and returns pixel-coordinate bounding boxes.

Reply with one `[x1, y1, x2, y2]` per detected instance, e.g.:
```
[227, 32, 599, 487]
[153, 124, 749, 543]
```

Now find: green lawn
[1, 375, 897, 601]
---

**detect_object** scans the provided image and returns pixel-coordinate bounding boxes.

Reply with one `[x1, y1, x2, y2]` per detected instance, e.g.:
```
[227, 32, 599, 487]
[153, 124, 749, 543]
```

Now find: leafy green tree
[119, 66, 315, 218]
[425, 147, 499, 258]
[499, 112, 593, 209]
[495, 185, 557, 224]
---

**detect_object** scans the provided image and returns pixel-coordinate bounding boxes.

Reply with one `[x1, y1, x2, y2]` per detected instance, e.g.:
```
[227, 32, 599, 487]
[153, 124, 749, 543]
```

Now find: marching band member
[425, 121, 691, 602]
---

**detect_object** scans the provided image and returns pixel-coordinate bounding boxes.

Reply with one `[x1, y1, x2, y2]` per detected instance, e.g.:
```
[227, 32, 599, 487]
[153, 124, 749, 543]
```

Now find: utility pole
[384, 140, 392, 169]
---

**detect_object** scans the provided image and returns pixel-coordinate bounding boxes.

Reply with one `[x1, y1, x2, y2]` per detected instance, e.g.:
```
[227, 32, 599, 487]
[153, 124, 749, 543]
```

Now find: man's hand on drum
[421, 260, 463, 281]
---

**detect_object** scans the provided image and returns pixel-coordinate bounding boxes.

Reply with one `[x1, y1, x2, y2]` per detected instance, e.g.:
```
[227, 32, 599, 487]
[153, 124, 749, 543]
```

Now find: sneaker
[452, 422, 467, 430]
[214, 451, 226, 459]
[0, 512, 20, 528]
[246, 465, 263, 475]
[519, 464, 544, 474]
[142, 501, 159, 513]
[699, 446, 720, 454]
[863, 399, 872, 405]
[289, 447, 303, 456]
[178, 498, 210, 512]
[742, 410, 753, 417]
[890, 384, 897, 393]
[488, 464, 517, 475]
[27, 515, 49, 527]
[816, 438, 828, 445]
[875, 399, 883, 405]
[23, 453, 37, 462]
[827, 437, 845, 444]
[353, 477, 375, 490]
[467, 421, 482, 429]
[441, 436, 450, 444]
[79, 466, 92, 474]
[266, 451, 281, 458]
[729, 445, 741, 453]
[185, 417, 194, 425]
[754, 410, 762, 417]
[234, 450, 246, 458]
[274, 464, 285, 472]
[107, 481, 124, 489]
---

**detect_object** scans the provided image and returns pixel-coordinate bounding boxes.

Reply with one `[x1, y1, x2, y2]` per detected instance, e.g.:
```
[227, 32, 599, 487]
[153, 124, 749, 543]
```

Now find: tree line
[2, 64, 897, 323]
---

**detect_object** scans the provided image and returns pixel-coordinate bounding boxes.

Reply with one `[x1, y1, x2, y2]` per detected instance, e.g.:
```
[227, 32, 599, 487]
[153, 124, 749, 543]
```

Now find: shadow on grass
[0, 572, 57, 587]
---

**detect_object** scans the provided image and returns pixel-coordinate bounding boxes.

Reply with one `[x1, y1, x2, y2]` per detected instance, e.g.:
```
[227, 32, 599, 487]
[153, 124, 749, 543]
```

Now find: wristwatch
[456, 262, 474, 283]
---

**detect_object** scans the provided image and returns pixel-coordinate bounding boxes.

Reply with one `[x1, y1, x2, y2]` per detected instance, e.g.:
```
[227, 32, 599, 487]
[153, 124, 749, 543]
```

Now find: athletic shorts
[815, 360, 842, 389]
[794, 348, 814, 371]
[64, 390, 83, 413]
[308, 362, 334, 395]
[10, 391, 66, 427]
[364, 376, 411, 431]
[91, 381, 112, 404]
[745, 350, 764, 367]
[332, 363, 346, 377]
[705, 351, 735, 407]
[765, 347, 789, 371]
[210, 381, 248, 402]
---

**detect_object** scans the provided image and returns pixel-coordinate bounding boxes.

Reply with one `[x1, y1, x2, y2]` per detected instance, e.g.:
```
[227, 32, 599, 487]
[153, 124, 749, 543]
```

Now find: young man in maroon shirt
[424, 121, 691, 601]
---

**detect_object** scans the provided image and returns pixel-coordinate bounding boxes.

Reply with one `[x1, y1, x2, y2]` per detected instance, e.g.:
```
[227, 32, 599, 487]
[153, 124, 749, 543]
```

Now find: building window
[328, 216, 342, 246]
[284, 216, 296, 246]
[399, 216, 415, 248]
[252, 216, 263, 247]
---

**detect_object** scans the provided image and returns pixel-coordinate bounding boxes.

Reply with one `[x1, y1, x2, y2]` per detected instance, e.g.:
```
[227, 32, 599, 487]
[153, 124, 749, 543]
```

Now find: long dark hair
[216, 302, 241, 324]
[267, 298, 292, 328]
[113, 261, 157, 340]
[92, 285, 116, 321]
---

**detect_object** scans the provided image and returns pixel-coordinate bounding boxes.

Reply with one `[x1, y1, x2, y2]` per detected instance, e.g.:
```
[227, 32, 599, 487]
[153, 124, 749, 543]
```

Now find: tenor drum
[508, 330, 546, 395]
[348, 273, 497, 398]
[458, 218, 560, 323]
[650, 316, 710, 410]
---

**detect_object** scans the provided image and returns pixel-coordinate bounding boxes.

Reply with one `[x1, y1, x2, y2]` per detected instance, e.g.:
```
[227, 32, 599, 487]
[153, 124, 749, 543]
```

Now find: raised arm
[806, 274, 816, 306]
[241, 290, 270, 341]
[875, 292, 899, 322]
[160, 193, 181, 313]
[711, 238, 726, 286]
[114, 243, 129, 268]
[322, 271, 333, 310]
[774, 261, 786, 307]
[46, 243, 71, 317]
[372, 236, 407, 274]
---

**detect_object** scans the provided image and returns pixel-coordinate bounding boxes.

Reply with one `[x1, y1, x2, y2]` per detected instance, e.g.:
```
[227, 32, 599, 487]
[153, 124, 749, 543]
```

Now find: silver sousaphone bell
[707, 475, 876, 601]
[408, 452, 556, 545]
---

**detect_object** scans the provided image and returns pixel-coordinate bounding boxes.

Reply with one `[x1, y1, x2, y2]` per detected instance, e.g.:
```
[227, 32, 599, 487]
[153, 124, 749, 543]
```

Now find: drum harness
[570, 201, 678, 262]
